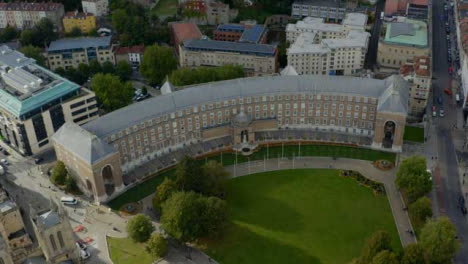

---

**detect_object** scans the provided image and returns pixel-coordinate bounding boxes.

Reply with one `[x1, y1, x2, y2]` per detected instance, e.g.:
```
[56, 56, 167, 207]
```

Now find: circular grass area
[202, 169, 401, 264]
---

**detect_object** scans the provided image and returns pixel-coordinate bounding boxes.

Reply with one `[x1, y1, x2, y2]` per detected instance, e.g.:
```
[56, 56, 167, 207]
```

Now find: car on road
[444, 88, 453, 95]
[432, 106, 437, 117]
[34, 158, 43, 164]
[76, 240, 87, 250]
[60, 197, 78, 205]
[426, 169, 432, 181]
[80, 249, 90, 260]
[440, 109, 445, 117]
[3, 150, 9, 156]
[1, 159, 9, 165]
[437, 96, 443, 105]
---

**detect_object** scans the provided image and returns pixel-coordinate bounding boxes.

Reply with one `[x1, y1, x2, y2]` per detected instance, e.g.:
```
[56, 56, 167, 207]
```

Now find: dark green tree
[201, 160, 229, 198]
[77, 63, 90, 79]
[90, 73, 133, 111]
[19, 45, 46, 66]
[0, 26, 18, 42]
[174, 156, 204, 193]
[152, 178, 177, 211]
[420, 217, 459, 264]
[402, 244, 426, 264]
[19, 30, 36, 46]
[359, 231, 393, 264]
[112, 9, 130, 33]
[67, 27, 83, 37]
[145, 233, 167, 260]
[126, 214, 154, 242]
[169, 65, 244, 86]
[115, 60, 133, 81]
[101, 61, 115, 74]
[140, 45, 177, 85]
[51, 161, 67, 185]
[64, 175, 78, 192]
[371, 250, 399, 264]
[396, 156, 432, 202]
[409, 196, 433, 227]
[89, 59, 102, 75]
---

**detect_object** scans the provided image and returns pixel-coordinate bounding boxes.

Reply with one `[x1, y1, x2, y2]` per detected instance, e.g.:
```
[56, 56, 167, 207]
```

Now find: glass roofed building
[0, 45, 98, 155]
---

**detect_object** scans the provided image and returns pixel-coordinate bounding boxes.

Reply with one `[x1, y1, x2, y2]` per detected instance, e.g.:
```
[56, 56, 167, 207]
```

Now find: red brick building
[169, 22, 203, 55]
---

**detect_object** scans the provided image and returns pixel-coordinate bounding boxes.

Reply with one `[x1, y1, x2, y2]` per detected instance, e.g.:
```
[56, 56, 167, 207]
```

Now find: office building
[400, 56, 431, 117]
[377, 18, 429, 68]
[286, 14, 369, 76]
[63, 11, 96, 34]
[291, 0, 346, 22]
[179, 39, 278, 76]
[0, 2, 64, 30]
[47, 36, 115, 70]
[0, 45, 98, 155]
[53, 74, 409, 203]
[81, 0, 108, 17]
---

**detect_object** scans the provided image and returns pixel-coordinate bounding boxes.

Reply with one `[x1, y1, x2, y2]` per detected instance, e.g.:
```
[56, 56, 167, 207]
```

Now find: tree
[34, 18, 58, 45]
[90, 73, 133, 111]
[371, 250, 399, 264]
[77, 63, 90, 79]
[115, 60, 133, 81]
[64, 175, 78, 192]
[420, 217, 459, 264]
[201, 160, 229, 198]
[409, 197, 432, 225]
[112, 9, 130, 33]
[174, 156, 204, 194]
[19, 45, 46, 66]
[359, 231, 393, 264]
[152, 178, 177, 211]
[126, 214, 154, 242]
[402, 244, 426, 264]
[140, 45, 177, 85]
[51, 161, 67, 185]
[160, 191, 227, 242]
[67, 27, 83, 37]
[396, 156, 432, 202]
[0, 26, 18, 43]
[101, 61, 115, 74]
[19, 30, 36, 46]
[145, 233, 167, 260]
[169, 65, 244, 86]
[89, 59, 102, 75]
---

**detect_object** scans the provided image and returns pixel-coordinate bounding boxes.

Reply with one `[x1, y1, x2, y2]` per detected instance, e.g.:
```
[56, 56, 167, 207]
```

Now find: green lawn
[153, 0, 178, 16]
[203, 169, 401, 264]
[403, 126, 425, 143]
[108, 236, 153, 264]
[107, 144, 396, 210]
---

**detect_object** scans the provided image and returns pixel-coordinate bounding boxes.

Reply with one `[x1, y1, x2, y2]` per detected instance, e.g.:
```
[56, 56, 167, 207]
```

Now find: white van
[456, 94, 460, 103]
[60, 197, 78, 205]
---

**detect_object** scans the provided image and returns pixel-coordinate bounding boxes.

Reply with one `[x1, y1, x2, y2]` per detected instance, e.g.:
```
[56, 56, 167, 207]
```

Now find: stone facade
[0, 2, 64, 30]
[82, 0, 108, 17]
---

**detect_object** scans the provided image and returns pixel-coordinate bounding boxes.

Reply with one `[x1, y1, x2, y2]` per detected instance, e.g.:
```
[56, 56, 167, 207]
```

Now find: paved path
[224, 157, 417, 247]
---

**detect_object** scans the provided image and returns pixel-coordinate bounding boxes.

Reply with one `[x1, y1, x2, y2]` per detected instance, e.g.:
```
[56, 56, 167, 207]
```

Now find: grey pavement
[224, 157, 417, 247]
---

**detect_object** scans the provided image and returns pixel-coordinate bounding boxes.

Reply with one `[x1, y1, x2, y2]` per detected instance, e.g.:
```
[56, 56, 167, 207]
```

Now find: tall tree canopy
[396, 156, 432, 202]
[90, 73, 133, 111]
[169, 65, 244, 86]
[139, 45, 177, 85]
[420, 217, 459, 264]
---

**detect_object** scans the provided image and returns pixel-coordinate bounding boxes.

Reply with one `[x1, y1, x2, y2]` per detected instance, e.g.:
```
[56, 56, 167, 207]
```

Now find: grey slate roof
[52, 122, 116, 164]
[389, 22, 415, 37]
[48, 36, 112, 52]
[378, 75, 409, 114]
[37, 210, 60, 229]
[83, 75, 409, 139]
[183, 39, 276, 56]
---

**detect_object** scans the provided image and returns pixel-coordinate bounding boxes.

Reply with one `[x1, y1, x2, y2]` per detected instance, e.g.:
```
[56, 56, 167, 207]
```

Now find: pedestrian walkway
[224, 157, 417, 247]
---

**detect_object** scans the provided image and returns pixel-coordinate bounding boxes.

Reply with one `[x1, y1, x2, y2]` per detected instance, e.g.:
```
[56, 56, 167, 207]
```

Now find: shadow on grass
[204, 223, 322, 264]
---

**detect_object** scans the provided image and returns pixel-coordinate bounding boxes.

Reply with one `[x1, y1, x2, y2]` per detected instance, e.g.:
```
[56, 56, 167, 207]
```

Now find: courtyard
[202, 169, 401, 264]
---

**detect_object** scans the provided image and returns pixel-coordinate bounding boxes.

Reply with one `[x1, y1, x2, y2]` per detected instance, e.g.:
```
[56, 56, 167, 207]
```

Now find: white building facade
[81, 0, 108, 17]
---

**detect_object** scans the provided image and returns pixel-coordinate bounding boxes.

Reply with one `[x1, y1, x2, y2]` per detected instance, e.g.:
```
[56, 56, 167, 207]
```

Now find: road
[365, 0, 385, 69]
[430, 0, 468, 262]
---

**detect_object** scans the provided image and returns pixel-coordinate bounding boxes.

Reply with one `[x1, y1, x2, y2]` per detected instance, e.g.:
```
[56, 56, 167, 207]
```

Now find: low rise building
[179, 39, 278, 76]
[0, 45, 99, 155]
[377, 18, 429, 68]
[82, 0, 108, 17]
[63, 11, 96, 34]
[384, 0, 429, 18]
[206, 1, 231, 25]
[52, 74, 409, 203]
[214, 23, 268, 44]
[169, 22, 203, 55]
[286, 14, 369, 76]
[0, 189, 33, 263]
[291, 0, 346, 22]
[400, 56, 431, 118]
[47, 36, 115, 70]
[0, 2, 64, 30]
[31, 201, 78, 263]
[114, 44, 145, 67]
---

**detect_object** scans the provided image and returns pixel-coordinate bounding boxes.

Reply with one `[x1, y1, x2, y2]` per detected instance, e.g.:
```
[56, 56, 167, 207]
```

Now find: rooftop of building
[400, 56, 430, 77]
[64, 11, 95, 18]
[342, 13, 368, 28]
[79, 75, 409, 141]
[0, 199, 16, 214]
[239, 25, 267, 43]
[409, 0, 429, 6]
[169, 22, 203, 43]
[383, 18, 428, 47]
[115, 44, 145, 55]
[0, 2, 63, 11]
[217, 24, 245, 32]
[37, 210, 60, 229]
[47, 36, 112, 52]
[293, 0, 345, 8]
[0, 46, 80, 118]
[287, 13, 367, 34]
[183, 39, 276, 56]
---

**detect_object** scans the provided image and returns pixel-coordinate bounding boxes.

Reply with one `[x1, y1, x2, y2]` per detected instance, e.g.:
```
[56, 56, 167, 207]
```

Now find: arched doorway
[240, 130, 249, 143]
[382, 121, 396, 148]
[102, 165, 115, 196]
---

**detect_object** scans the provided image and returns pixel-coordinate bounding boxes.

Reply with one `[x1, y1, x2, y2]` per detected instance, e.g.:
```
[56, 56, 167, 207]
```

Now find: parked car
[34, 158, 43, 164]
[440, 109, 445, 117]
[3, 150, 9, 156]
[76, 240, 87, 250]
[432, 106, 437, 117]
[444, 88, 453, 95]
[1, 159, 9, 165]
[60, 197, 78, 205]
[437, 96, 443, 105]
[80, 249, 90, 260]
